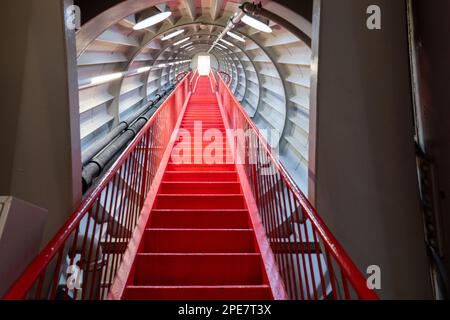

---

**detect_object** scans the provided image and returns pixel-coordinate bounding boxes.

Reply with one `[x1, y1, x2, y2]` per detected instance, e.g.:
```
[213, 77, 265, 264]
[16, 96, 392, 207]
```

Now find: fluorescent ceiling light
[227, 31, 245, 42]
[90, 72, 123, 85]
[154, 59, 191, 69]
[161, 29, 185, 41]
[80, 61, 188, 88]
[215, 43, 227, 50]
[174, 37, 191, 46]
[135, 66, 151, 74]
[219, 38, 234, 47]
[180, 42, 193, 49]
[241, 15, 272, 33]
[133, 12, 172, 30]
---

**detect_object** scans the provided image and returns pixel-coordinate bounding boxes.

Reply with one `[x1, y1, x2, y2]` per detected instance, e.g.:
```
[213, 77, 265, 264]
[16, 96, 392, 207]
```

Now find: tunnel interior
[76, 0, 313, 194]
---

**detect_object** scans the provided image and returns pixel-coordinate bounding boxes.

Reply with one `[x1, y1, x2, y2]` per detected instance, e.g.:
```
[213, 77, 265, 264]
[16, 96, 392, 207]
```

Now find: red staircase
[3, 72, 378, 301]
[122, 76, 273, 300]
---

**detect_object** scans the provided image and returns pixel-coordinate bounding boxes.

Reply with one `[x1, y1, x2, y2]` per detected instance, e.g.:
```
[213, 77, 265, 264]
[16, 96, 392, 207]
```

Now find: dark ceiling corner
[274, 0, 313, 22]
[74, 0, 125, 25]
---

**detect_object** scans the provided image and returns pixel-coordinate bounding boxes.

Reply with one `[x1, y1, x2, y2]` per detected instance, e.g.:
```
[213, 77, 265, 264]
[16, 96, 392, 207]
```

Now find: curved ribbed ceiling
[76, 0, 312, 193]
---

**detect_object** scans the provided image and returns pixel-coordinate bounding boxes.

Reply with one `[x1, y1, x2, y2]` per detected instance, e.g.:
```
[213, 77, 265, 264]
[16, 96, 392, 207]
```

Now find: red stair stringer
[215, 91, 288, 300]
[108, 91, 192, 300]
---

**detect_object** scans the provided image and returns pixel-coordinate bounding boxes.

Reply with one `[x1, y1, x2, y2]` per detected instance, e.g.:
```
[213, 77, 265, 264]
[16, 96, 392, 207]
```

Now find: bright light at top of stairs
[241, 15, 272, 33]
[133, 12, 172, 30]
[198, 55, 211, 75]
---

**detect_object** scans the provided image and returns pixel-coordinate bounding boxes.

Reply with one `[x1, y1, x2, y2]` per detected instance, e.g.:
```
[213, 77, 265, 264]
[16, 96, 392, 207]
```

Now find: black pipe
[81, 81, 178, 192]
[81, 122, 127, 165]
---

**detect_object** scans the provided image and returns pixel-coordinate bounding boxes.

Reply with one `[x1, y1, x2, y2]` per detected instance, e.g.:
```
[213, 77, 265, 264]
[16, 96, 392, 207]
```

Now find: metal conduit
[207, 2, 260, 53]
[208, 2, 308, 53]
[207, 1, 311, 52]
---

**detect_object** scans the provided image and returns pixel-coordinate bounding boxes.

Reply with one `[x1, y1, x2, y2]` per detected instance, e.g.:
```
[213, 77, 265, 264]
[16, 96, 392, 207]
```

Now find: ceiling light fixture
[135, 66, 151, 74]
[79, 60, 191, 89]
[219, 38, 234, 47]
[180, 42, 193, 49]
[133, 12, 172, 30]
[90, 72, 123, 85]
[241, 14, 272, 33]
[174, 37, 191, 46]
[226, 31, 245, 42]
[161, 29, 185, 41]
[216, 43, 227, 50]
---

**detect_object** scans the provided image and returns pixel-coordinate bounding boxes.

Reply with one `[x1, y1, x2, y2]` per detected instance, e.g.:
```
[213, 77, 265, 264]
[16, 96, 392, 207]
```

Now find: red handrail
[208, 70, 218, 92]
[176, 70, 189, 83]
[216, 73, 378, 300]
[190, 69, 200, 93]
[4, 75, 191, 300]
[5, 72, 378, 300]
[218, 70, 232, 85]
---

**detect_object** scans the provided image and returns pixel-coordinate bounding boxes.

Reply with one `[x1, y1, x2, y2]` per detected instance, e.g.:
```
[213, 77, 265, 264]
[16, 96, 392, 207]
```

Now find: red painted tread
[123, 285, 273, 300]
[143, 229, 257, 253]
[160, 181, 242, 194]
[154, 194, 247, 209]
[149, 209, 250, 229]
[132, 253, 265, 286]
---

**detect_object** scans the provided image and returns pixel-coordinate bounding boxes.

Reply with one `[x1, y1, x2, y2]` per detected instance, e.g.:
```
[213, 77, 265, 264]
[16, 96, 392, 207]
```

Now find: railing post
[139, 130, 151, 209]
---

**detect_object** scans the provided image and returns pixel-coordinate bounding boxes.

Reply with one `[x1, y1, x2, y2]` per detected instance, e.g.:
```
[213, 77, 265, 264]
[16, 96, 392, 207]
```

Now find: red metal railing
[208, 70, 218, 92]
[190, 68, 200, 92]
[3, 75, 191, 300]
[5, 71, 377, 301]
[176, 70, 189, 83]
[218, 71, 232, 85]
[217, 74, 378, 300]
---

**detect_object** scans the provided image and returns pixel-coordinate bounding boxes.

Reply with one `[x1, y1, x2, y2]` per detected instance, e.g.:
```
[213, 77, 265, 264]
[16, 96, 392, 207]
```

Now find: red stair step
[123, 285, 273, 300]
[179, 126, 226, 130]
[163, 171, 238, 182]
[171, 146, 230, 152]
[166, 163, 235, 171]
[154, 194, 246, 209]
[150, 210, 250, 229]
[160, 181, 241, 194]
[132, 253, 265, 286]
[143, 229, 257, 253]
